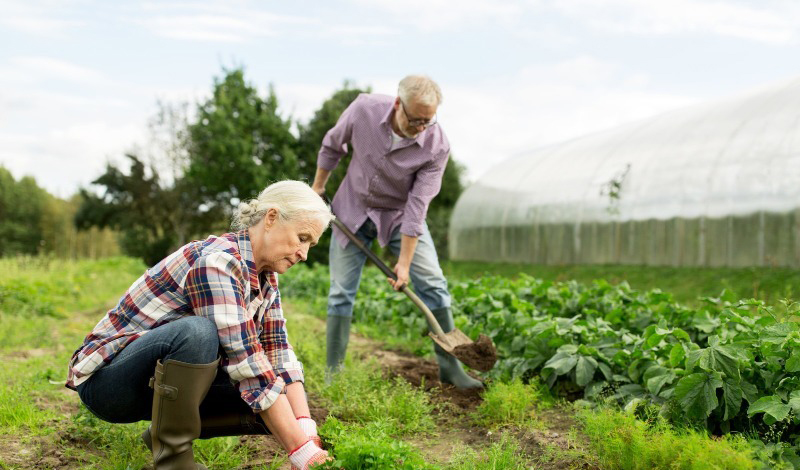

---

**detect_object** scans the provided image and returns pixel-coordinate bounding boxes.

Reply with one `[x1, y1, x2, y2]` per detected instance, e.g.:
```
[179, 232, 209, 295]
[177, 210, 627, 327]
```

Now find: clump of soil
[452, 334, 497, 372]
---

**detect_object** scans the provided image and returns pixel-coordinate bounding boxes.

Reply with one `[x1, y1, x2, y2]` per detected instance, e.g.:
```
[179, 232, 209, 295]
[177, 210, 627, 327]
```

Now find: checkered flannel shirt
[66, 230, 303, 412]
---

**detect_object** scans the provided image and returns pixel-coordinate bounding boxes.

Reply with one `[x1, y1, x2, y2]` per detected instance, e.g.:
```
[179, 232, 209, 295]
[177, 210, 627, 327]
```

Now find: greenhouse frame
[449, 77, 800, 267]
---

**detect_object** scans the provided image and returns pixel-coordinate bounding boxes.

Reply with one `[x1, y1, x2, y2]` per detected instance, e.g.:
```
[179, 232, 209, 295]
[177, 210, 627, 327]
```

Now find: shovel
[329, 216, 497, 372]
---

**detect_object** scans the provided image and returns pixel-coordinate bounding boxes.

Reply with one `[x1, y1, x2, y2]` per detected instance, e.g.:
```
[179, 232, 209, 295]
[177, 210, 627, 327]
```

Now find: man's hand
[389, 262, 410, 291]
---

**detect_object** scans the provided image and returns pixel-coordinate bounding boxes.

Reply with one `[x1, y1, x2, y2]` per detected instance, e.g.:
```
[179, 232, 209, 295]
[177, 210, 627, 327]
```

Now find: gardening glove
[297, 416, 323, 448]
[289, 439, 331, 470]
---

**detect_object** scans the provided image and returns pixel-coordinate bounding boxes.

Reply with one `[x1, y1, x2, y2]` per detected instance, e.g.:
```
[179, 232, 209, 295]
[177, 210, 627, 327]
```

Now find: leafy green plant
[472, 378, 552, 430]
[317, 417, 435, 470]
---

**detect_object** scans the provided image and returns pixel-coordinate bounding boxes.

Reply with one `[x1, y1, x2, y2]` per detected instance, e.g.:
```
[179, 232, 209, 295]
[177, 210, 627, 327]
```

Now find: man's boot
[431, 307, 483, 389]
[143, 357, 219, 469]
[326, 315, 351, 382]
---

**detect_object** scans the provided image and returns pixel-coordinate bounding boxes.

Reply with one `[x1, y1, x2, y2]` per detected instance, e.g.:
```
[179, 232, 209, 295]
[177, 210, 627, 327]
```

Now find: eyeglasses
[400, 100, 437, 128]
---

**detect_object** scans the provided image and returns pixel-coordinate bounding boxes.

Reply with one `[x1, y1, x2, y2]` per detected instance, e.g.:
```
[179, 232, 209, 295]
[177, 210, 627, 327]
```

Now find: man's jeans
[327, 219, 451, 318]
[76, 316, 250, 423]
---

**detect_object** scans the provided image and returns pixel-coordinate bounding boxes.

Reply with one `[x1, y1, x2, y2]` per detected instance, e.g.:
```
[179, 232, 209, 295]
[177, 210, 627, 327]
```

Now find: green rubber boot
[431, 307, 483, 389]
[326, 315, 352, 382]
[144, 357, 219, 469]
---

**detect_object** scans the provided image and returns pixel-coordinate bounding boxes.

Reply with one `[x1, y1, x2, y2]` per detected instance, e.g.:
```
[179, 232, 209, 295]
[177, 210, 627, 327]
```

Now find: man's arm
[388, 234, 418, 290]
[311, 167, 331, 196]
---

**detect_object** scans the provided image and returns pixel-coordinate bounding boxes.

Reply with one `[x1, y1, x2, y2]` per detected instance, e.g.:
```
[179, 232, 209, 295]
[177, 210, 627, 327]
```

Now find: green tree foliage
[75, 154, 214, 266]
[0, 167, 47, 255]
[296, 81, 369, 264]
[185, 68, 298, 214]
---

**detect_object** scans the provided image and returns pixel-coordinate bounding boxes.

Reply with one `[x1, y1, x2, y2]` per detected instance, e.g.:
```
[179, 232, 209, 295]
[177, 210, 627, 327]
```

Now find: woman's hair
[398, 75, 442, 107]
[231, 180, 334, 231]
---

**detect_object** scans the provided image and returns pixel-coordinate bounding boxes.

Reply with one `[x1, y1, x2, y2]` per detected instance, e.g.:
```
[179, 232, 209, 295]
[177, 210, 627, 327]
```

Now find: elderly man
[311, 75, 481, 389]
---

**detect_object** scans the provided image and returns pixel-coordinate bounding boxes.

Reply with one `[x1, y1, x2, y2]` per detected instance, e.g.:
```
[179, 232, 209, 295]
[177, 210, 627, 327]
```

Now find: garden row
[282, 264, 800, 468]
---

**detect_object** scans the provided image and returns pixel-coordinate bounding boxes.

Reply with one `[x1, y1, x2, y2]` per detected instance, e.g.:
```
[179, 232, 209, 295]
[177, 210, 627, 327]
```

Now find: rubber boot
[326, 315, 351, 382]
[143, 357, 219, 469]
[142, 411, 269, 452]
[431, 307, 483, 389]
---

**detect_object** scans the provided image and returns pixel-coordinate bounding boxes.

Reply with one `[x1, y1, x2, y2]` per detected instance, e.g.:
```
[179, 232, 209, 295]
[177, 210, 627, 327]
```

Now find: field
[0, 256, 797, 469]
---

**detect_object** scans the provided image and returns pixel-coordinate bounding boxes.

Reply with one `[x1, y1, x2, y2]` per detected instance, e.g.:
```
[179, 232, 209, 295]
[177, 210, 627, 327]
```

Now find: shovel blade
[429, 330, 498, 372]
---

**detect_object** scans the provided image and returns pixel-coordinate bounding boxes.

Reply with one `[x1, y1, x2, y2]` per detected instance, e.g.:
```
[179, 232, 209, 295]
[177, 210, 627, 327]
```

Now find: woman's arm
[285, 382, 311, 418]
[258, 393, 308, 452]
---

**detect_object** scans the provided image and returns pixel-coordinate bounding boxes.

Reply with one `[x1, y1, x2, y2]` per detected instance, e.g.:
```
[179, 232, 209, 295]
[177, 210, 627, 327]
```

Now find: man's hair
[398, 75, 442, 107]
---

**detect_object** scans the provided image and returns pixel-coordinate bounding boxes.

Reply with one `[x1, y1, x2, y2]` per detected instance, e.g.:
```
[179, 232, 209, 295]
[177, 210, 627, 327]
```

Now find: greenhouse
[449, 77, 800, 267]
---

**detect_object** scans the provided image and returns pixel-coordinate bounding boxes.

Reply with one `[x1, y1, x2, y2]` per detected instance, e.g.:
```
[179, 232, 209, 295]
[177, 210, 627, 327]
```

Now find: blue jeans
[327, 219, 451, 318]
[77, 316, 249, 423]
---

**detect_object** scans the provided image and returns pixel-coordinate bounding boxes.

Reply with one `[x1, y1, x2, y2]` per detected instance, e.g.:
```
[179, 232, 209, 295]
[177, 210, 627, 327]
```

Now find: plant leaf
[747, 395, 791, 422]
[674, 372, 723, 420]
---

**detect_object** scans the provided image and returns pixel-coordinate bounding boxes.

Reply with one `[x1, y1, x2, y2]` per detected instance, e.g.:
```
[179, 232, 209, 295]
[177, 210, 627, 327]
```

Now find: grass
[0, 256, 785, 469]
[471, 378, 553, 430]
[443, 260, 800, 307]
[446, 432, 532, 470]
[579, 406, 760, 469]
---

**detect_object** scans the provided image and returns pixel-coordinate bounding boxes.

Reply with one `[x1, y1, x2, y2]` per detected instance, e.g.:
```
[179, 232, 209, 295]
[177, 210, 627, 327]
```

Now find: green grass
[579, 406, 760, 469]
[445, 432, 532, 470]
[472, 378, 553, 430]
[443, 260, 800, 307]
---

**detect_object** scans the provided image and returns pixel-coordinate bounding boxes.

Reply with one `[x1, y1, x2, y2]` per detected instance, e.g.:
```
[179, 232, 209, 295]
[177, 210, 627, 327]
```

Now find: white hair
[398, 75, 442, 107]
[231, 180, 334, 231]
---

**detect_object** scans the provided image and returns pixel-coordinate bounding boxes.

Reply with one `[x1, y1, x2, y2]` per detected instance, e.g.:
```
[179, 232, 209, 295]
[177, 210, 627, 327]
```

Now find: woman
[66, 181, 334, 470]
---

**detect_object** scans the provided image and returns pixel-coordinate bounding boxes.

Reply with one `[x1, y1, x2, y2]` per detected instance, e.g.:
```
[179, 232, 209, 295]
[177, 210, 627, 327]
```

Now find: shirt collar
[235, 229, 261, 294]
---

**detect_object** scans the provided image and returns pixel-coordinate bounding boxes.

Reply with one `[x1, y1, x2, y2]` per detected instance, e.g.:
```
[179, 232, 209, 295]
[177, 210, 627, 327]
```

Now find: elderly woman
[66, 181, 334, 470]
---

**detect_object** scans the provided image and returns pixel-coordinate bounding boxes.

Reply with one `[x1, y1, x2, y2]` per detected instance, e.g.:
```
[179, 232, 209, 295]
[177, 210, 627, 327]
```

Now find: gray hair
[231, 180, 334, 231]
[398, 75, 442, 107]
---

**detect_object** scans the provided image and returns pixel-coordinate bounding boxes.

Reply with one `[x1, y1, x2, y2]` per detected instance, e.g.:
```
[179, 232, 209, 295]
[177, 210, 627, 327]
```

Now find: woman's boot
[146, 357, 219, 469]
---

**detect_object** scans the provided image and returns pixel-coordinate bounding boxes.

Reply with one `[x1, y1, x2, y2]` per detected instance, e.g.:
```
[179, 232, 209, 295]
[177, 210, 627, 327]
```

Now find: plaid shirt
[66, 230, 304, 413]
[318, 93, 450, 248]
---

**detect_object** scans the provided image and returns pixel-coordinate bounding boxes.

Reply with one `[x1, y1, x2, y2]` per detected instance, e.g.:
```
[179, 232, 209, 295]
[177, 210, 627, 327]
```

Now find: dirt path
[347, 332, 599, 469]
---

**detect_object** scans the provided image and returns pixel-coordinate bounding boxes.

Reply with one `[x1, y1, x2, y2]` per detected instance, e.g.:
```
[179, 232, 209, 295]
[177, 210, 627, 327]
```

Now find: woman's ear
[264, 208, 279, 229]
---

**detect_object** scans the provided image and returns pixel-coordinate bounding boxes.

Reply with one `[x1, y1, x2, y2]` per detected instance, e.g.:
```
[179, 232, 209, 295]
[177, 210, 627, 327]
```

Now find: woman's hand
[289, 440, 331, 470]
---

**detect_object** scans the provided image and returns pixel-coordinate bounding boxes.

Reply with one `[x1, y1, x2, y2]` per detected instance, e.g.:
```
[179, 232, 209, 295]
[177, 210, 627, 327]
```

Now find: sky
[2, 0, 800, 198]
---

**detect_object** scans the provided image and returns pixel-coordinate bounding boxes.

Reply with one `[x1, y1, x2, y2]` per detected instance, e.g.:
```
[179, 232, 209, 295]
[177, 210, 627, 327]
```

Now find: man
[311, 75, 481, 389]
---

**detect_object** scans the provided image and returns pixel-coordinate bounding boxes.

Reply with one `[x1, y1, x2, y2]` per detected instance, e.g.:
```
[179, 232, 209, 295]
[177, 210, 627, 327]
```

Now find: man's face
[394, 97, 438, 138]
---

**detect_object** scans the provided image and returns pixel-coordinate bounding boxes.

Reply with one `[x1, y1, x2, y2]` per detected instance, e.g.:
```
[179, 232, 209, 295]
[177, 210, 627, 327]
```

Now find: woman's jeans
[76, 316, 249, 423]
[327, 219, 451, 318]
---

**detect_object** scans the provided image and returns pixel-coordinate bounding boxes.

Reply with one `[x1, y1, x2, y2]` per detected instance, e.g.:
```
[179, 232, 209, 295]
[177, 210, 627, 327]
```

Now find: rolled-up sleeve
[259, 287, 304, 386]
[184, 252, 285, 412]
[317, 95, 361, 171]
[400, 151, 449, 237]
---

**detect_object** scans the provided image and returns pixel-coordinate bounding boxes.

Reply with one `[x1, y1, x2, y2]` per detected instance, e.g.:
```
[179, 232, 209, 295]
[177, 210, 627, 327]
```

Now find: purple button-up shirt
[318, 93, 450, 248]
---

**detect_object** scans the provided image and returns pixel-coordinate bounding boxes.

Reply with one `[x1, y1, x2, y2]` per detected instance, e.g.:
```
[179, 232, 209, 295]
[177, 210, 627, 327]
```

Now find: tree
[75, 154, 217, 265]
[0, 167, 48, 255]
[296, 81, 370, 264]
[185, 68, 298, 216]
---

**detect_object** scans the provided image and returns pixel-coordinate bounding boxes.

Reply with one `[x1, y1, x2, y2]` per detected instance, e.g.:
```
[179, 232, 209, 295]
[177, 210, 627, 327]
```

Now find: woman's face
[261, 214, 324, 274]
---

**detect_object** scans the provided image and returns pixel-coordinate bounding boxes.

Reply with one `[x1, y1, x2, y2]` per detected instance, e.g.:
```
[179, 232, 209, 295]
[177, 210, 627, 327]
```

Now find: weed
[446, 432, 531, 470]
[472, 378, 552, 430]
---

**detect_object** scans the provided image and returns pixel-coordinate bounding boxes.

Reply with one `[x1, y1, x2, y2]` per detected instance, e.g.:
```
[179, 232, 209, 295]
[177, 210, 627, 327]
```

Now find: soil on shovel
[451, 334, 497, 372]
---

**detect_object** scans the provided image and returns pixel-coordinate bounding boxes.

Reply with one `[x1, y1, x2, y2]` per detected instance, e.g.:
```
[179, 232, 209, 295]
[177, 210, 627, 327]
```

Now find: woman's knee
[170, 316, 219, 363]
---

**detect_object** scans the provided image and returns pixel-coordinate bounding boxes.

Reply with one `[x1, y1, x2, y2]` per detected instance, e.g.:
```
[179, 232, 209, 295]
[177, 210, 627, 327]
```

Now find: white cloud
[438, 57, 697, 181]
[7, 56, 108, 85]
[552, 0, 800, 45]
[0, 0, 85, 36]
[0, 122, 145, 198]
[350, 0, 524, 32]
[138, 3, 317, 43]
